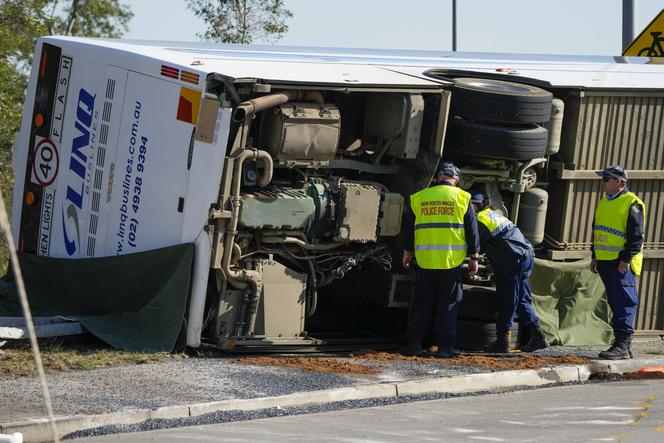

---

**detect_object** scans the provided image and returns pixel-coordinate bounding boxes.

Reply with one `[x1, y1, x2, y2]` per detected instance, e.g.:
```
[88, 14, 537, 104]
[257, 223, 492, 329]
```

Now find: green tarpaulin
[531, 258, 612, 346]
[0, 246, 612, 350]
[0, 244, 194, 352]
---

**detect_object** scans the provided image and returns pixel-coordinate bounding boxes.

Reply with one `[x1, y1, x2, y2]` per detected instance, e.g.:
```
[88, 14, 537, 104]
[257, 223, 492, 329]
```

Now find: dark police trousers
[494, 254, 539, 334]
[597, 259, 639, 335]
[405, 265, 462, 348]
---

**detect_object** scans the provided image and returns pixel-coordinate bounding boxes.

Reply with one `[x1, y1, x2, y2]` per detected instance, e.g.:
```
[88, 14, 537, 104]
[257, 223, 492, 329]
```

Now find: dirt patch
[235, 356, 379, 375]
[235, 351, 591, 374]
[349, 351, 590, 371]
[622, 370, 664, 380]
[591, 369, 664, 381]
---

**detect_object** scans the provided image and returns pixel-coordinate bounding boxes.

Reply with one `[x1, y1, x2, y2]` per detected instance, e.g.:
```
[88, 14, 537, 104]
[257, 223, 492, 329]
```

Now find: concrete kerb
[0, 409, 152, 443]
[395, 366, 582, 397]
[186, 383, 397, 417]
[607, 357, 664, 374]
[3, 357, 663, 443]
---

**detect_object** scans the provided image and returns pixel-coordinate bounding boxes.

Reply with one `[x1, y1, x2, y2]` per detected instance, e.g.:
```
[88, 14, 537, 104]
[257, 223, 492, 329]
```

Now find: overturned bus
[10, 37, 664, 351]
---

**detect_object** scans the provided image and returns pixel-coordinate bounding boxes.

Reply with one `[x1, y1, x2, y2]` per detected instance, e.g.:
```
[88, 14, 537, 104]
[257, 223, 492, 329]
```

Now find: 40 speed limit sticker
[32, 137, 60, 187]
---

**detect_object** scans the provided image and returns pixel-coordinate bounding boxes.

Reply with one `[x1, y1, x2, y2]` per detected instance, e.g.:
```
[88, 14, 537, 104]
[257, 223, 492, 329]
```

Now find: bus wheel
[446, 118, 548, 160]
[450, 77, 553, 124]
[456, 319, 520, 351]
[458, 286, 499, 321]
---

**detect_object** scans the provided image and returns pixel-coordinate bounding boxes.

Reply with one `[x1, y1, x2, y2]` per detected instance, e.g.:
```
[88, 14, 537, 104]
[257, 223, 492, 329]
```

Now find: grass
[0, 181, 183, 380]
[0, 337, 179, 379]
[0, 175, 181, 379]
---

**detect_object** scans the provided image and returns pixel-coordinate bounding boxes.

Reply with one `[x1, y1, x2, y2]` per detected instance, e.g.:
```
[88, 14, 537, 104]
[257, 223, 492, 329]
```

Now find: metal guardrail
[0, 317, 83, 340]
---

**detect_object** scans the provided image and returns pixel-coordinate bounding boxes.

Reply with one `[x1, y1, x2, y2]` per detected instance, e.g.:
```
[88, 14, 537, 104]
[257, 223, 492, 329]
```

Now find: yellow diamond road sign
[623, 9, 664, 56]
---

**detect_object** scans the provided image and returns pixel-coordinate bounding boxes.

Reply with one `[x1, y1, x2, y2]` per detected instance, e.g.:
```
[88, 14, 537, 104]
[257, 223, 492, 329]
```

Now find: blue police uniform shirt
[476, 212, 533, 275]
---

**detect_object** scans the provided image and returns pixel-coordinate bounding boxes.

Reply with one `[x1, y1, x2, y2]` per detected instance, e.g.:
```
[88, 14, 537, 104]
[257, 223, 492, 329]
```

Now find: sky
[123, 0, 663, 55]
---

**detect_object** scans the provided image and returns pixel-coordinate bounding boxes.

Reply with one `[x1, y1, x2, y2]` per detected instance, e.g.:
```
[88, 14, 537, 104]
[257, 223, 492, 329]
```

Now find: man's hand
[468, 258, 479, 276]
[402, 250, 414, 269]
[590, 259, 598, 274]
[618, 260, 630, 275]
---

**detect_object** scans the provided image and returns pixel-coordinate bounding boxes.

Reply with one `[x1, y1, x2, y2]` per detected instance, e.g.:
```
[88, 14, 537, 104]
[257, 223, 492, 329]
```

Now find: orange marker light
[35, 113, 44, 128]
[25, 191, 35, 206]
[39, 50, 47, 77]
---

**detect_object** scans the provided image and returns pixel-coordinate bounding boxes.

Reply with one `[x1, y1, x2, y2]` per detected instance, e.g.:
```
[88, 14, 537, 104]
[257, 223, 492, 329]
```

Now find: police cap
[438, 162, 460, 180]
[595, 165, 628, 181]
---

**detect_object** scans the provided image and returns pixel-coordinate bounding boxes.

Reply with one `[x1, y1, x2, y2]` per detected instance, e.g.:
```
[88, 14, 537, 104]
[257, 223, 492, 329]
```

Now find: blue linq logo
[62, 88, 95, 255]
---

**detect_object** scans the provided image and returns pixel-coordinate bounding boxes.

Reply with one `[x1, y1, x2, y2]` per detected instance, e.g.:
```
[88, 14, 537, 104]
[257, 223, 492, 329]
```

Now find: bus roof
[43, 36, 664, 89]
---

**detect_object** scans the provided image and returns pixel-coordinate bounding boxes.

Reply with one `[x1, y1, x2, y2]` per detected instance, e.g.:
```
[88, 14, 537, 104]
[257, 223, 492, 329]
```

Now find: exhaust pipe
[233, 90, 324, 123]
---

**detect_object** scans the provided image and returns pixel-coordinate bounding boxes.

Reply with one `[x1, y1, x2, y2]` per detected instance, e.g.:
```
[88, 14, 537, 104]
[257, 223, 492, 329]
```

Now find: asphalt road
[77, 379, 664, 442]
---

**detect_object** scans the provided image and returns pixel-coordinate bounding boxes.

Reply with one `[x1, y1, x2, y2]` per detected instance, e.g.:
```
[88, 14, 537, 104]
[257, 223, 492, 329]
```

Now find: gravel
[2, 341, 661, 428]
[533, 338, 664, 359]
[0, 358, 354, 422]
[0, 353, 503, 422]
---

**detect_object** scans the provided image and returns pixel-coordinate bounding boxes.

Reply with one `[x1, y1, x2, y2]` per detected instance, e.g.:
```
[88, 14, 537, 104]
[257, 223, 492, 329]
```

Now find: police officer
[470, 190, 548, 353]
[591, 165, 646, 360]
[401, 162, 480, 358]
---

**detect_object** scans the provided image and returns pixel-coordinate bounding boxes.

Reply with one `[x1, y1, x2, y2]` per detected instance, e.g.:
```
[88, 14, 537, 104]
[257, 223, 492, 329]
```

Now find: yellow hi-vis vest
[594, 191, 646, 276]
[477, 208, 513, 238]
[410, 185, 470, 269]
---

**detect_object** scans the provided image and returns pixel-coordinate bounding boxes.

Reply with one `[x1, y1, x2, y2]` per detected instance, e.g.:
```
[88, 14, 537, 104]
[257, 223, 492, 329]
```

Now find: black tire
[451, 77, 553, 124]
[458, 286, 498, 321]
[446, 119, 548, 160]
[456, 319, 519, 351]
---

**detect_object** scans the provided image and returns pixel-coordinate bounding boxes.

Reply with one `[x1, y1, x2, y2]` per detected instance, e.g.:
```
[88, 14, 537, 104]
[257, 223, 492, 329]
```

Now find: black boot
[435, 346, 461, 359]
[598, 333, 632, 360]
[486, 331, 510, 354]
[521, 325, 549, 353]
[399, 340, 424, 357]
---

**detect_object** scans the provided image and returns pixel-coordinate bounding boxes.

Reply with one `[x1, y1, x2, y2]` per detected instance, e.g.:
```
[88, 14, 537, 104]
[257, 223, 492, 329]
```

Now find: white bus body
[13, 37, 664, 349]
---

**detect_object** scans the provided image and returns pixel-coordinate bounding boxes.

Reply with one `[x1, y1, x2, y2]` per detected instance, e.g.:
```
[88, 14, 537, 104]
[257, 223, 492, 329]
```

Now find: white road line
[564, 420, 634, 425]
[450, 427, 482, 434]
[533, 412, 633, 418]
[468, 437, 507, 442]
[544, 406, 642, 411]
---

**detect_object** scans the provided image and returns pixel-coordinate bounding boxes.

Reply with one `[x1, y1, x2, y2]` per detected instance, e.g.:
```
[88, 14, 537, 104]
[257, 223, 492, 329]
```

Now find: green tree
[186, 0, 293, 44]
[47, 0, 133, 38]
[0, 0, 133, 189]
[0, 0, 132, 269]
[0, 1, 51, 206]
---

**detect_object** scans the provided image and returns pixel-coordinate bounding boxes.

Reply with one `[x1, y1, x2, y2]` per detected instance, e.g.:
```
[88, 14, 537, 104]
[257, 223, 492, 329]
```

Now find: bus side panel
[16, 43, 107, 258]
[104, 71, 200, 255]
[180, 107, 231, 243]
